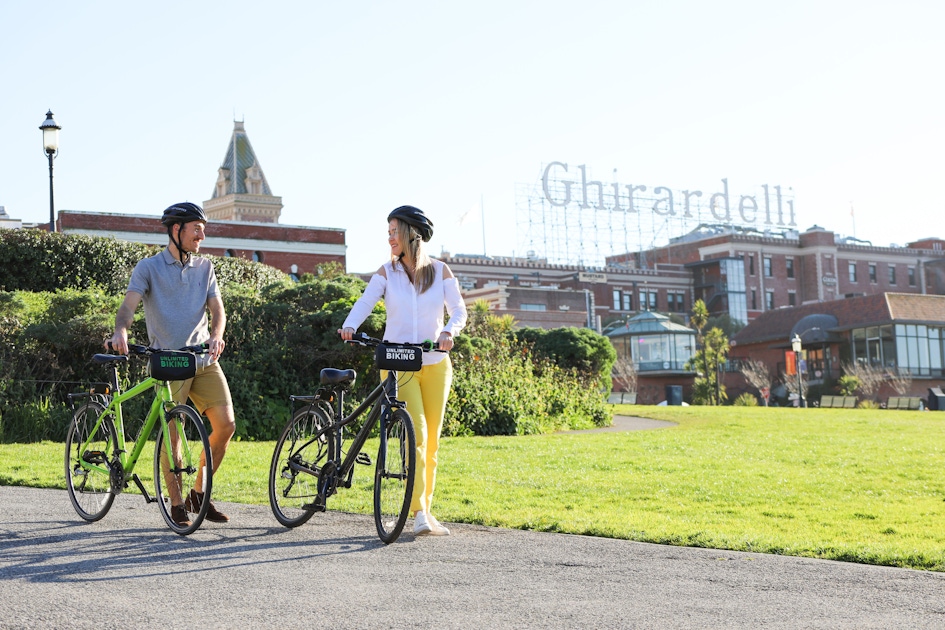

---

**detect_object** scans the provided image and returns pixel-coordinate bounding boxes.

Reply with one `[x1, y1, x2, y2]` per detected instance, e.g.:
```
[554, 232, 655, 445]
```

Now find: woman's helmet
[387, 205, 433, 242]
[161, 202, 207, 226]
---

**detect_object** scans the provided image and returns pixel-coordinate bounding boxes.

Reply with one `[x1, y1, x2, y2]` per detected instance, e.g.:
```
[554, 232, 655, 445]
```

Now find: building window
[891, 324, 944, 377]
[751, 289, 757, 310]
[868, 263, 877, 283]
[765, 291, 774, 310]
[908, 267, 916, 286]
[748, 254, 755, 276]
[786, 258, 794, 279]
[520, 303, 546, 311]
[252, 251, 264, 263]
[848, 262, 857, 283]
[224, 249, 235, 257]
[613, 290, 633, 311]
[788, 292, 796, 307]
[763, 257, 772, 277]
[888, 265, 896, 284]
[667, 293, 684, 312]
[648, 291, 657, 311]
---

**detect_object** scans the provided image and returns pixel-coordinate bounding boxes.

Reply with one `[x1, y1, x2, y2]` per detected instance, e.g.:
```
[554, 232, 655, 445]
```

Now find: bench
[818, 395, 857, 408]
[887, 396, 923, 410]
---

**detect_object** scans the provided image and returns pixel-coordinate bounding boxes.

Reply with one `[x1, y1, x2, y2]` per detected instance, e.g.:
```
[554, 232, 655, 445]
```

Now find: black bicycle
[269, 334, 438, 543]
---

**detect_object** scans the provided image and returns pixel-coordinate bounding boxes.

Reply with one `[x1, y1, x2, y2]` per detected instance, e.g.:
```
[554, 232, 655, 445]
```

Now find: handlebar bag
[149, 351, 197, 381]
[375, 342, 422, 372]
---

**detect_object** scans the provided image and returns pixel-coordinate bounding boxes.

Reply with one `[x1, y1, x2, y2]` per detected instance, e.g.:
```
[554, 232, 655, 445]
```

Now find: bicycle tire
[374, 408, 416, 544]
[65, 400, 117, 522]
[269, 405, 334, 528]
[154, 404, 212, 536]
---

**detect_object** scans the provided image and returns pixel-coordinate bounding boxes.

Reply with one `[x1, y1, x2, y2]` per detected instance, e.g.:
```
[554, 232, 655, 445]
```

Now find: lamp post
[39, 110, 61, 233]
[791, 333, 805, 408]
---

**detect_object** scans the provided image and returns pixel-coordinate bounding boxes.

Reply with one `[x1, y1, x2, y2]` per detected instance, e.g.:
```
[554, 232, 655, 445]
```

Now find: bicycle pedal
[355, 452, 372, 466]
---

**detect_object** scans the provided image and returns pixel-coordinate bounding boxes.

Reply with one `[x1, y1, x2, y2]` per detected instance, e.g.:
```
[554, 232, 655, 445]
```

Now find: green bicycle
[66, 343, 213, 535]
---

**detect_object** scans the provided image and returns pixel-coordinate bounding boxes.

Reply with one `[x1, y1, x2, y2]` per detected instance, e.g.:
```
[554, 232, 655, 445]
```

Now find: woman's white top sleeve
[343, 259, 467, 366]
[341, 273, 386, 332]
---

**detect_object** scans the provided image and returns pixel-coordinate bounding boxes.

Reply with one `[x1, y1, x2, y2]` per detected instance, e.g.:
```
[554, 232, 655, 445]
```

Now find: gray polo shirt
[127, 248, 220, 365]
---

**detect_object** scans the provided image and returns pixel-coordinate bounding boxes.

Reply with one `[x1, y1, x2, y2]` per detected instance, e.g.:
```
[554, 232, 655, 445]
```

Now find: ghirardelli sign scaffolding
[516, 162, 796, 268]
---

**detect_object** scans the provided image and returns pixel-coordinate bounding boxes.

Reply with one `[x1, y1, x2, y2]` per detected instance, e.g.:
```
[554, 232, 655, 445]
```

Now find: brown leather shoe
[186, 489, 230, 523]
[171, 504, 192, 527]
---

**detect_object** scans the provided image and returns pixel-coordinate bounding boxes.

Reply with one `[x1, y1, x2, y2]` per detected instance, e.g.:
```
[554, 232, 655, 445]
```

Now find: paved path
[563, 414, 676, 434]
[1, 485, 943, 629]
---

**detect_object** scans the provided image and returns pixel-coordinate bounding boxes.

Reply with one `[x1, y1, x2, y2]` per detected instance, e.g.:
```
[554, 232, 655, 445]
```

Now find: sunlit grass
[4, 405, 945, 571]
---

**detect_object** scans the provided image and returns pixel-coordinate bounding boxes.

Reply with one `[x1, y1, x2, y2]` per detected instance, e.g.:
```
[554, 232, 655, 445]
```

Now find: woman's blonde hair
[392, 218, 435, 293]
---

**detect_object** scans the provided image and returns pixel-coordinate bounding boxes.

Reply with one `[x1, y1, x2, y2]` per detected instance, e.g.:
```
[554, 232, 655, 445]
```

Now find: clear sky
[2, 0, 942, 273]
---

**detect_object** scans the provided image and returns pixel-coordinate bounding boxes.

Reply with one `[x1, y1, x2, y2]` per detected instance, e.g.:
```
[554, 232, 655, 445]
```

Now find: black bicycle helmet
[387, 205, 433, 242]
[161, 202, 207, 226]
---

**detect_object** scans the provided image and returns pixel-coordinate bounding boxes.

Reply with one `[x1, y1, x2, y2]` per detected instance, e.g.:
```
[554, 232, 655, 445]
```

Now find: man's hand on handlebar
[338, 327, 356, 341]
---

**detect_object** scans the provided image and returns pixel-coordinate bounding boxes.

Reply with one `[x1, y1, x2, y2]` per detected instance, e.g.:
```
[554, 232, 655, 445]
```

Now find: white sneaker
[414, 511, 433, 536]
[428, 514, 451, 536]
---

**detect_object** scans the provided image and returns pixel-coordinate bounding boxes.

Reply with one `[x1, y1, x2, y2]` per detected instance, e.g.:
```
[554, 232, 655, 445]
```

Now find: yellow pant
[384, 357, 453, 514]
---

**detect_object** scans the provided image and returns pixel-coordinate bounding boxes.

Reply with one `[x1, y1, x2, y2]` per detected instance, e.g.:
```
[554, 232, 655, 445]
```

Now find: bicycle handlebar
[343, 333, 447, 353]
[104, 342, 210, 357]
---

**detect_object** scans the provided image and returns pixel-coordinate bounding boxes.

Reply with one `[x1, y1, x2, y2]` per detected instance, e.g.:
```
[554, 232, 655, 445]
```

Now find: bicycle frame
[70, 366, 191, 491]
[302, 369, 405, 490]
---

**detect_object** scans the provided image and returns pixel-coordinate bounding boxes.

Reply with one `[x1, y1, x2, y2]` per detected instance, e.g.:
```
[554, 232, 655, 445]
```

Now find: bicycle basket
[375, 342, 422, 372]
[149, 350, 197, 381]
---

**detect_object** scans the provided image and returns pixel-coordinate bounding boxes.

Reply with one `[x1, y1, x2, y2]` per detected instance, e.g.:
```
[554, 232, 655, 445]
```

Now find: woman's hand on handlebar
[338, 327, 356, 341]
[437, 331, 454, 351]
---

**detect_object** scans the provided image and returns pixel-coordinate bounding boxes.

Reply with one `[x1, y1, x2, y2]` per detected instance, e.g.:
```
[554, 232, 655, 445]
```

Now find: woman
[339, 205, 467, 536]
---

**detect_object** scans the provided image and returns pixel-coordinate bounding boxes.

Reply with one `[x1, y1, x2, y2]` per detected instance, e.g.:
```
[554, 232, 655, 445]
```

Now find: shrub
[0, 249, 612, 441]
[733, 392, 759, 406]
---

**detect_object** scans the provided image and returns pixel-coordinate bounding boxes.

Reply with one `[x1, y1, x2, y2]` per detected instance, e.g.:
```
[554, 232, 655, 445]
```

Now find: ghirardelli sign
[541, 162, 796, 228]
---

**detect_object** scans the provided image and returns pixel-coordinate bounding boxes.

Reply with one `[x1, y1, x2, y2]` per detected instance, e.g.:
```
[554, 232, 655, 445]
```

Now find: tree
[842, 361, 885, 401]
[612, 354, 637, 395]
[686, 300, 729, 405]
[886, 368, 913, 396]
[739, 359, 772, 406]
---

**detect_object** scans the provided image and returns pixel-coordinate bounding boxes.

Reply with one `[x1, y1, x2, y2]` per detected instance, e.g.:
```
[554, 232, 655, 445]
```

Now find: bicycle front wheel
[154, 405, 212, 536]
[65, 400, 116, 521]
[269, 405, 334, 527]
[374, 408, 416, 544]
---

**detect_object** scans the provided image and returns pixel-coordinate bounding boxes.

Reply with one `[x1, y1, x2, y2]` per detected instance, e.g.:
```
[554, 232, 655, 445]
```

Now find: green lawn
[4, 405, 944, 571]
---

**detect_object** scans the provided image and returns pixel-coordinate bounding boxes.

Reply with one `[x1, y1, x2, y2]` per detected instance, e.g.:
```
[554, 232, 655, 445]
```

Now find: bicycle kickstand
[131, 474, 157, 504]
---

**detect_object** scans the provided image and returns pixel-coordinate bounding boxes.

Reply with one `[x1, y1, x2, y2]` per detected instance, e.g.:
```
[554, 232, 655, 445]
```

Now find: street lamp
[39, 110, 61, 233]
[791, 333, 805, 408]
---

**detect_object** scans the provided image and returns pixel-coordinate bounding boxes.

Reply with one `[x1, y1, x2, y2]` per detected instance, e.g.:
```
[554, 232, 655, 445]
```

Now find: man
[108, 202, 235, 526]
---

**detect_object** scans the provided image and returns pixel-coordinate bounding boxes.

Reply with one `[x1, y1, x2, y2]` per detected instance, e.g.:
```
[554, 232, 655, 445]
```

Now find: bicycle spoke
[154, 405, 212, 536]
[65, 402, 116, 522]
[269, 405, 333, 527]
[374, 408, 416, 544]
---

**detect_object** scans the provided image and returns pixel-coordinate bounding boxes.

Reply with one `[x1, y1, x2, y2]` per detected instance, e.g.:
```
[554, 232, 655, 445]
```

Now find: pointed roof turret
[204, 120, 283, 223]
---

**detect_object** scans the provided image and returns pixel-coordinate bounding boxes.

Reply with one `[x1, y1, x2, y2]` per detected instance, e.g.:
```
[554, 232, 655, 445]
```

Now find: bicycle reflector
[375, 342, 422, 372]
[149, 351, 197, 381]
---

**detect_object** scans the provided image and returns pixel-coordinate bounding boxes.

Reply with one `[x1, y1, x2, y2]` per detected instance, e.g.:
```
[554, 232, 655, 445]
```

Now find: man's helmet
[387, 205, 433, 242]
[161, 202, 207, 226]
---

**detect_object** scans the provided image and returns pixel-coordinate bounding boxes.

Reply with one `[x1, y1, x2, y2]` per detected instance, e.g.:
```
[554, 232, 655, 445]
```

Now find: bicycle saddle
[320, 368, 356, 386]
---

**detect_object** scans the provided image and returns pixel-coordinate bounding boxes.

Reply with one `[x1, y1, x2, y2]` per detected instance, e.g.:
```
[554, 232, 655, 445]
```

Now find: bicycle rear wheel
[269, 405, 334, 527]
[154, 405, 212, 536]
[65, 401, 117, 521]
[374, 408, 416, 544]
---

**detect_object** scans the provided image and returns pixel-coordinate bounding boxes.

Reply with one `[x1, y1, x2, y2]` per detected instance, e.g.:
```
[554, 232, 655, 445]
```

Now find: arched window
[224, 249, 235, 257]
[252, 251, 263, 263]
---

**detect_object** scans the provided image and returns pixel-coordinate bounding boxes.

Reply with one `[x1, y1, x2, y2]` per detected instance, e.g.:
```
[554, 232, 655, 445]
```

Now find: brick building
[59, 210, 345, 278]
[54, 120, 346, 277]
[728, 293, 945, 403]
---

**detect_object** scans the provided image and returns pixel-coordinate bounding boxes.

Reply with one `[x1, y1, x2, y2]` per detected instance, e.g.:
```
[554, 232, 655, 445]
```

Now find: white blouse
[342, 258, 468, 365]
